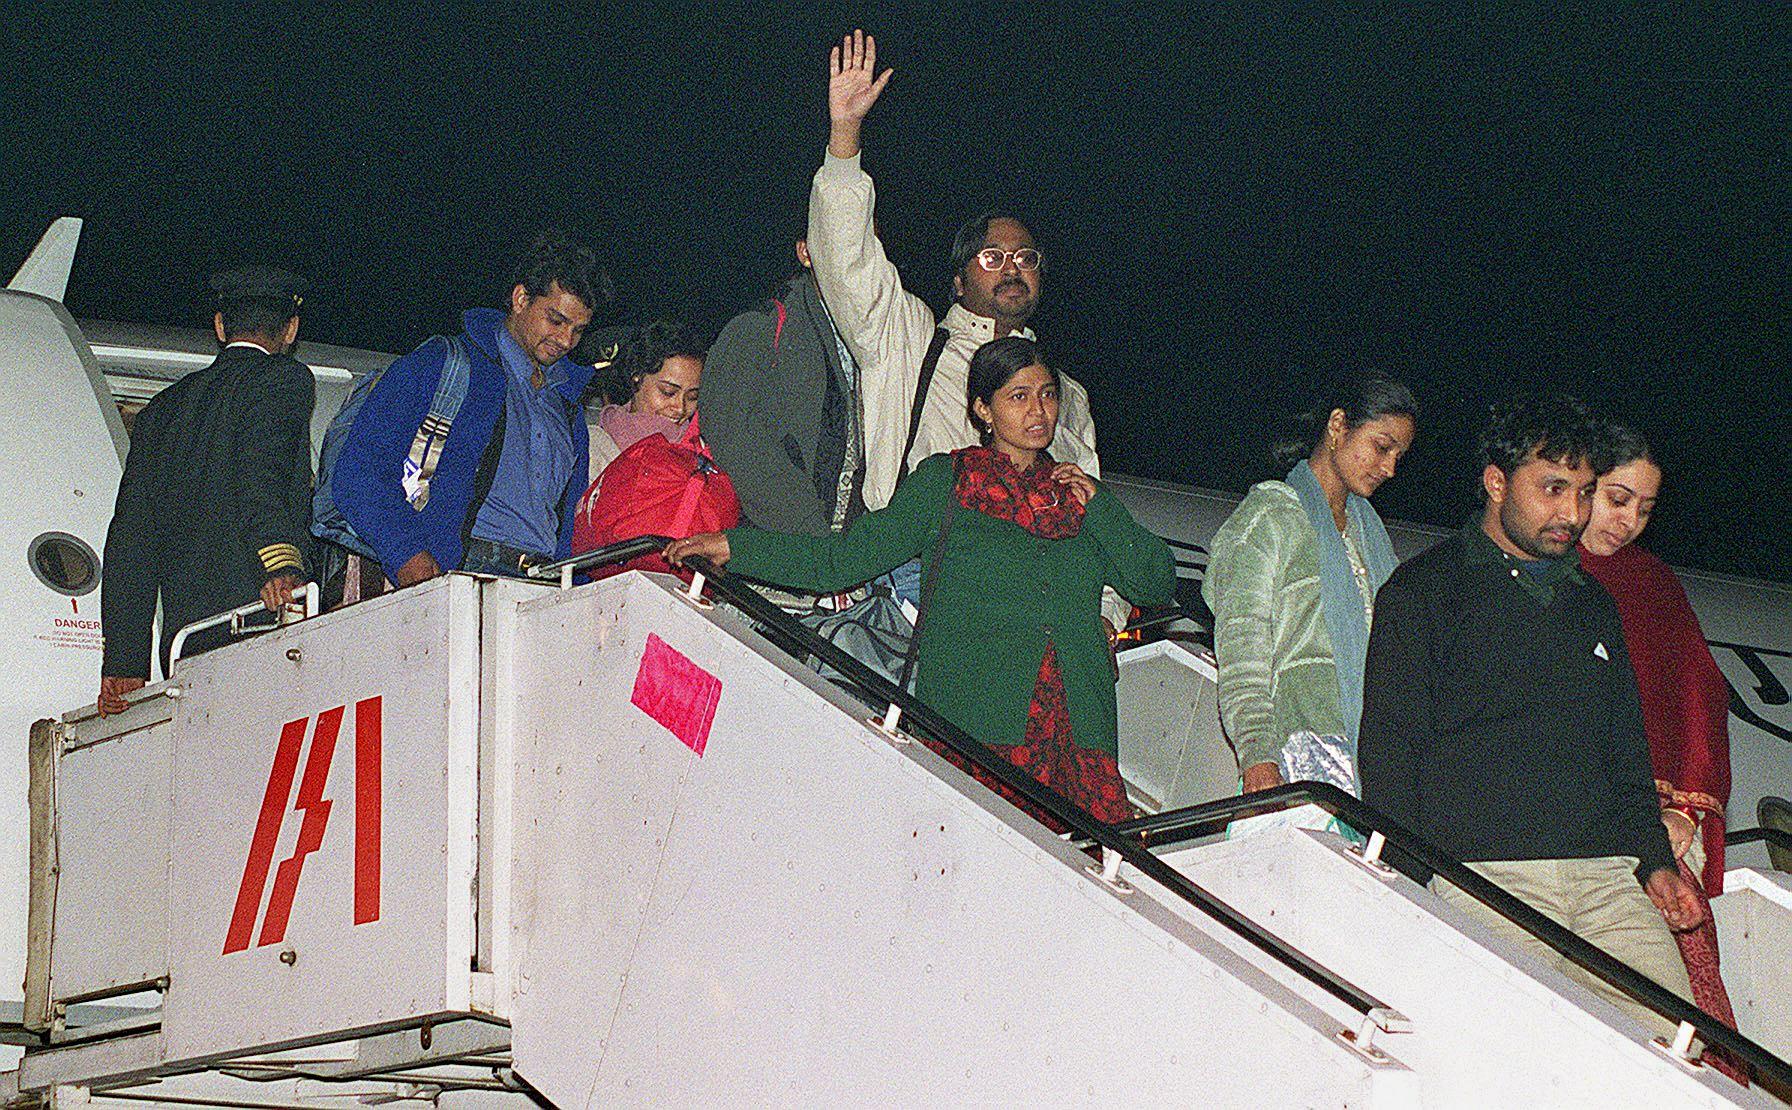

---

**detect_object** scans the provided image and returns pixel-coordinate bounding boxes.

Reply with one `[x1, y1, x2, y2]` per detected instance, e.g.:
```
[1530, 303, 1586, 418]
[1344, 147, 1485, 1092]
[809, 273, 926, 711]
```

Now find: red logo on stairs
[223, 697, 383, 954]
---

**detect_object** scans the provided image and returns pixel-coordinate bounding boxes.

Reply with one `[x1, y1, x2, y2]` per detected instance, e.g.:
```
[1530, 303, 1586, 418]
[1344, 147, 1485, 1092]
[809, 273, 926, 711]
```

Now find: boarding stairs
[5, 542, 1789, 1107]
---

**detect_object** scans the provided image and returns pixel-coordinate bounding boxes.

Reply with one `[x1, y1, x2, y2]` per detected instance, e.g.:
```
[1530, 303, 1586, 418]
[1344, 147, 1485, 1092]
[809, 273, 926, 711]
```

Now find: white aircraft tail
[7, 217, 82, 301]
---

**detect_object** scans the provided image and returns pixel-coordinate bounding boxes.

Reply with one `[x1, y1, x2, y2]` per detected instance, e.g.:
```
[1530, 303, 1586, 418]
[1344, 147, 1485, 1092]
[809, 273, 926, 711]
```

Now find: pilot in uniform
[98, 267, 317, 713]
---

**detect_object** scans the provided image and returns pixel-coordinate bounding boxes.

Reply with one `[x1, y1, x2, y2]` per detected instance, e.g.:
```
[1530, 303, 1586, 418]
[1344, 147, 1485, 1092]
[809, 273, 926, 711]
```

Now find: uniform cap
[209, 265, 308, 308]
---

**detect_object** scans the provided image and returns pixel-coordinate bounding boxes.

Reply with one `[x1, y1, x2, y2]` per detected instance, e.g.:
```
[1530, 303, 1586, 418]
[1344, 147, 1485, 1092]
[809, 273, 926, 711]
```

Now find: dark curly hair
[509, 228, 613, 314]
[965, 336, 1057, 442]
[1477, 396, 1605, 496]
[588, 320, 707, 406]
[1271, 370, 1419, 469]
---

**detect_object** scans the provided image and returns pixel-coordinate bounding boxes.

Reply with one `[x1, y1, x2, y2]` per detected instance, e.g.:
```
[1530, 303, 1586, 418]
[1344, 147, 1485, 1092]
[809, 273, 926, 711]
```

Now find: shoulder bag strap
[895, 326, 951, 486]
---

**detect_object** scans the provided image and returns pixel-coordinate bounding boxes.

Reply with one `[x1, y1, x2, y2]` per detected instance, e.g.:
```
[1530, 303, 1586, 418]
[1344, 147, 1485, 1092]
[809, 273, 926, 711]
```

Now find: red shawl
[951, 446, 1085, 538]
[1581, 542, 1731, 895]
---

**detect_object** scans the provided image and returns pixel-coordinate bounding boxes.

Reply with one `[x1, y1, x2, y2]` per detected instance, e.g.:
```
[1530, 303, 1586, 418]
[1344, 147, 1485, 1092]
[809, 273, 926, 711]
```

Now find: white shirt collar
[944, 301, 1036, 343]
[224, 340, 274, 355]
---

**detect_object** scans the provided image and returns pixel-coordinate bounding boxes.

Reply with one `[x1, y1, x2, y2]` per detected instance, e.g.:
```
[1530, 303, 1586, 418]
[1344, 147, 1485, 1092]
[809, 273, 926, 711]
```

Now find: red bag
[572, 414, 740, 578]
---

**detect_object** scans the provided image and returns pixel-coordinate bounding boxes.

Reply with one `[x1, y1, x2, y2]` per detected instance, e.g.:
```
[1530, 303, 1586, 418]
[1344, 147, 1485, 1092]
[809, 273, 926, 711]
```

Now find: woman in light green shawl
[1202, 372, 1417, 831]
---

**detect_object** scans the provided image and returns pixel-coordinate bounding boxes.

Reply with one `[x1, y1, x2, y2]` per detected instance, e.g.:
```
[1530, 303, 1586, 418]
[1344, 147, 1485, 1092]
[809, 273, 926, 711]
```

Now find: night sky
[4, 4, 1786, 580]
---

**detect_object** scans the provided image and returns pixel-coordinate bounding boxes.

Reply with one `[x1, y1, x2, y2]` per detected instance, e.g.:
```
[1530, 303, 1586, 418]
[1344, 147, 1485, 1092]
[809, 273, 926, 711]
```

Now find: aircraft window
[29, 531, 100, 596]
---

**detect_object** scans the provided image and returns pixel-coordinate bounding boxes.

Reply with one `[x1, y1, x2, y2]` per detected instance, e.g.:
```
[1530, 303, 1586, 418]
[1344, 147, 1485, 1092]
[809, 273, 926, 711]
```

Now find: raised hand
[828, 29, 893, 158]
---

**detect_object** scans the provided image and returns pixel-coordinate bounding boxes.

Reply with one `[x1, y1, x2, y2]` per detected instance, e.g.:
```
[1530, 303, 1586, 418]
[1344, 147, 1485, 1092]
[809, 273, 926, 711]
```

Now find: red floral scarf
[951, 445, 1084, 538]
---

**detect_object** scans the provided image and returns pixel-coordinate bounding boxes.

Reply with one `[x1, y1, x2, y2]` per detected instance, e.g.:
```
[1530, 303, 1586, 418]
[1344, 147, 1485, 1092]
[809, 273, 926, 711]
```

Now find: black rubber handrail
[528, 536, 671, 581]
[536, 541, 1403, 1031]
[1726, 826, 1792, 853]
[1120, 783, 1792, 1089]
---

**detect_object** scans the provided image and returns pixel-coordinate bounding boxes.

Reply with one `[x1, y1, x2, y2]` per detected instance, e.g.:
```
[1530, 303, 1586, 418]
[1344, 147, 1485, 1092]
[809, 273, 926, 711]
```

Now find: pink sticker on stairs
[631, 633, 723, 756]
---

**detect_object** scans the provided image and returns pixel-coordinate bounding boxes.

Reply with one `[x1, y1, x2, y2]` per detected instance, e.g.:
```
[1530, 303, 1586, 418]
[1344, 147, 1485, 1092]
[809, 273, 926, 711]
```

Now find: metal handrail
[527, 537, 670, 587]
[1117, 782, 1792, 1088]
[553, 548, 1409, 1036]
[1726, 826, 1792, 854]
[167, 581, 319, 671]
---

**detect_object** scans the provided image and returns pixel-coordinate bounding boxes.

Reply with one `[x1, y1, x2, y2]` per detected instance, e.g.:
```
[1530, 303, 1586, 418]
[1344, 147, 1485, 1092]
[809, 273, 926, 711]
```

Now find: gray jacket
[700, 274, 862, 536]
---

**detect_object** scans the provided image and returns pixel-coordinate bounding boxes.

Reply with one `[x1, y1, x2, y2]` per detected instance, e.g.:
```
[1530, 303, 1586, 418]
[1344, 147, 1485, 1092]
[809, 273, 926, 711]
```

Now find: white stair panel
[1715, 868, 1792, 1061]
[1162, 829, 1771, 1107]
[502, 574, 1411, 1108]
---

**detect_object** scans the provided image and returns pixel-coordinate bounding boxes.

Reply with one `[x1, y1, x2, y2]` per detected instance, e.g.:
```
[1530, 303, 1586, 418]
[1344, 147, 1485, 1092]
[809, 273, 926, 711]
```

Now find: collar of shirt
[1462, 519, 1584, 602]
[494, 324, 567, 393]
[224, 340, 273, 355]
[944, 302, 1036, 344]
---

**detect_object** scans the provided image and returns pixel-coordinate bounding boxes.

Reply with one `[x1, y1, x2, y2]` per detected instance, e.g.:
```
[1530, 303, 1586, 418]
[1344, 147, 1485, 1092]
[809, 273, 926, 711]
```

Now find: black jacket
[1358, 524, 1676, 881]
[699, 274, 863, 536]
[101, 344, 315, 676]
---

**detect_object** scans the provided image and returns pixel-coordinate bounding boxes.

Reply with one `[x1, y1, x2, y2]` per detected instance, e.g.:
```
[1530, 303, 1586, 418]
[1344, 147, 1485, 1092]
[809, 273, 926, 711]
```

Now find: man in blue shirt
[332, 231, 608, 584]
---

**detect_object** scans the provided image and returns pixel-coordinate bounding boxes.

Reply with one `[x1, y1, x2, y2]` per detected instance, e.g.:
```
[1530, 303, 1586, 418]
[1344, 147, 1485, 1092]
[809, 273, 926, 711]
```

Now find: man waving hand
[807, 30, 1129, 634]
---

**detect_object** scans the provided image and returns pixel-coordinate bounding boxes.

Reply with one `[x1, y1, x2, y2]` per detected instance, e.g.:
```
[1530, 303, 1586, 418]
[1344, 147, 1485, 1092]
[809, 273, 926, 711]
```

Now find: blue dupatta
[1285, 460, 1397, 743]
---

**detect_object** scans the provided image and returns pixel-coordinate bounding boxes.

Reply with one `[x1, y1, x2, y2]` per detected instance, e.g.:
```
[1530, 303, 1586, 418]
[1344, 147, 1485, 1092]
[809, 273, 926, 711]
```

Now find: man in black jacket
[98, 267, 315, 713]
[1359, 397, 1702, 1041]
[700, 236, 866, 542]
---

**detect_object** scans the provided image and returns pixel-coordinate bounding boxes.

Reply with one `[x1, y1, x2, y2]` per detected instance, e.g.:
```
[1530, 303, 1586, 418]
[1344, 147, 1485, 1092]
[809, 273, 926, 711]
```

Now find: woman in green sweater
[667, 337, 1175, 824]
[1203, 372, 1417, 828]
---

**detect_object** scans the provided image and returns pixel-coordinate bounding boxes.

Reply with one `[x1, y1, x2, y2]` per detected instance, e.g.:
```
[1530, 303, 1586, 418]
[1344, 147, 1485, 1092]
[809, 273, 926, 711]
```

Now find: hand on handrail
[664, 533, 731, 568]
[96, 675, 146, 717]
[260, 571, 305, 612]
[1241, 762, 1285, 794]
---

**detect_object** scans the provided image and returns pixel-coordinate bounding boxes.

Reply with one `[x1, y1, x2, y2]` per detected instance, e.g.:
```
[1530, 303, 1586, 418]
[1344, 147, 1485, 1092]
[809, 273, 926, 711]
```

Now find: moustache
[995, 279, 1029, 294]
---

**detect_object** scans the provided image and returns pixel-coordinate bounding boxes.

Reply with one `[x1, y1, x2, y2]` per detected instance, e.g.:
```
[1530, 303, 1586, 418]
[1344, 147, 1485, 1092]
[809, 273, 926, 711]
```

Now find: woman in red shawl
[1579, 424, 1740, 1076]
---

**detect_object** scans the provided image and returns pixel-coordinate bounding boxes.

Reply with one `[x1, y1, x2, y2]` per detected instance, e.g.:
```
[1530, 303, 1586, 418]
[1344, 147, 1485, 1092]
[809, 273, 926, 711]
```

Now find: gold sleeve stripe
[259, 543, 304, 574]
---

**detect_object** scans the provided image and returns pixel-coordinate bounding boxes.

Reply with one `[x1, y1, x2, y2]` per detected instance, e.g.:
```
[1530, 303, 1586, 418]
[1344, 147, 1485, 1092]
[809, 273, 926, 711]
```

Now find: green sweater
[727, 454, 1175, 755]
[1201, 481, 1347, 771]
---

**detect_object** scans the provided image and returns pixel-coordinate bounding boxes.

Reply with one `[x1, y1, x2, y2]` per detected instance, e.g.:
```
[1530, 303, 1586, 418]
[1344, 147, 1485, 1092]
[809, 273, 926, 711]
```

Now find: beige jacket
[808, 151, 1122, 627]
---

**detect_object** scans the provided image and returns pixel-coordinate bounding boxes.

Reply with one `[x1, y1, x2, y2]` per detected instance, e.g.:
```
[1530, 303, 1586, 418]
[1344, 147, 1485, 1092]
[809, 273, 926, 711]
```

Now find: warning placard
[37, 616, 103, 651]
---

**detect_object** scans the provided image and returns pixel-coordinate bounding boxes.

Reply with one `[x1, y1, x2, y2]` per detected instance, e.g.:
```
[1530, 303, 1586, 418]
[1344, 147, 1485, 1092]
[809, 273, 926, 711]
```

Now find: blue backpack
[312, 334, 471, 561]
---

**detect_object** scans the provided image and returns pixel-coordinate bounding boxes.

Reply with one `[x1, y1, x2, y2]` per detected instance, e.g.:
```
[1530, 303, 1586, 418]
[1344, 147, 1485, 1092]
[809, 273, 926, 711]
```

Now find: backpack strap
[896, 455, 960, 693]
[897, 327, 951, 486]
[403, 334, 471, 510]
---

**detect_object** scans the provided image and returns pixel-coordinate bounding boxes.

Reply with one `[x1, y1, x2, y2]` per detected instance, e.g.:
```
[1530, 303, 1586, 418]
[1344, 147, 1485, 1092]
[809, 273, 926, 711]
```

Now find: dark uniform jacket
[101, 343, 315, 676]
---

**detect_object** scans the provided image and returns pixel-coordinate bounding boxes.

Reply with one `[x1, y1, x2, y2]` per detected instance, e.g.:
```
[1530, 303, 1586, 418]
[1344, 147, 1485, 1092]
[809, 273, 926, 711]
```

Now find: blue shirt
[470, 327, 579, 555]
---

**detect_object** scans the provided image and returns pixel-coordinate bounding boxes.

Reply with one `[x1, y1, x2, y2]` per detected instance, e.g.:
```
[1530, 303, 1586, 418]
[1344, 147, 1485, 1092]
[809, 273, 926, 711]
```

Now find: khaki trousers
[1431, 856, 1695, 1043]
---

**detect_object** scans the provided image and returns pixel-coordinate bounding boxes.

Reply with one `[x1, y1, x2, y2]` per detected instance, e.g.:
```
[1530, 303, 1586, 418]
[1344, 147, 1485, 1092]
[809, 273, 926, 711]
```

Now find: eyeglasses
[974, 247, 1043, 272]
